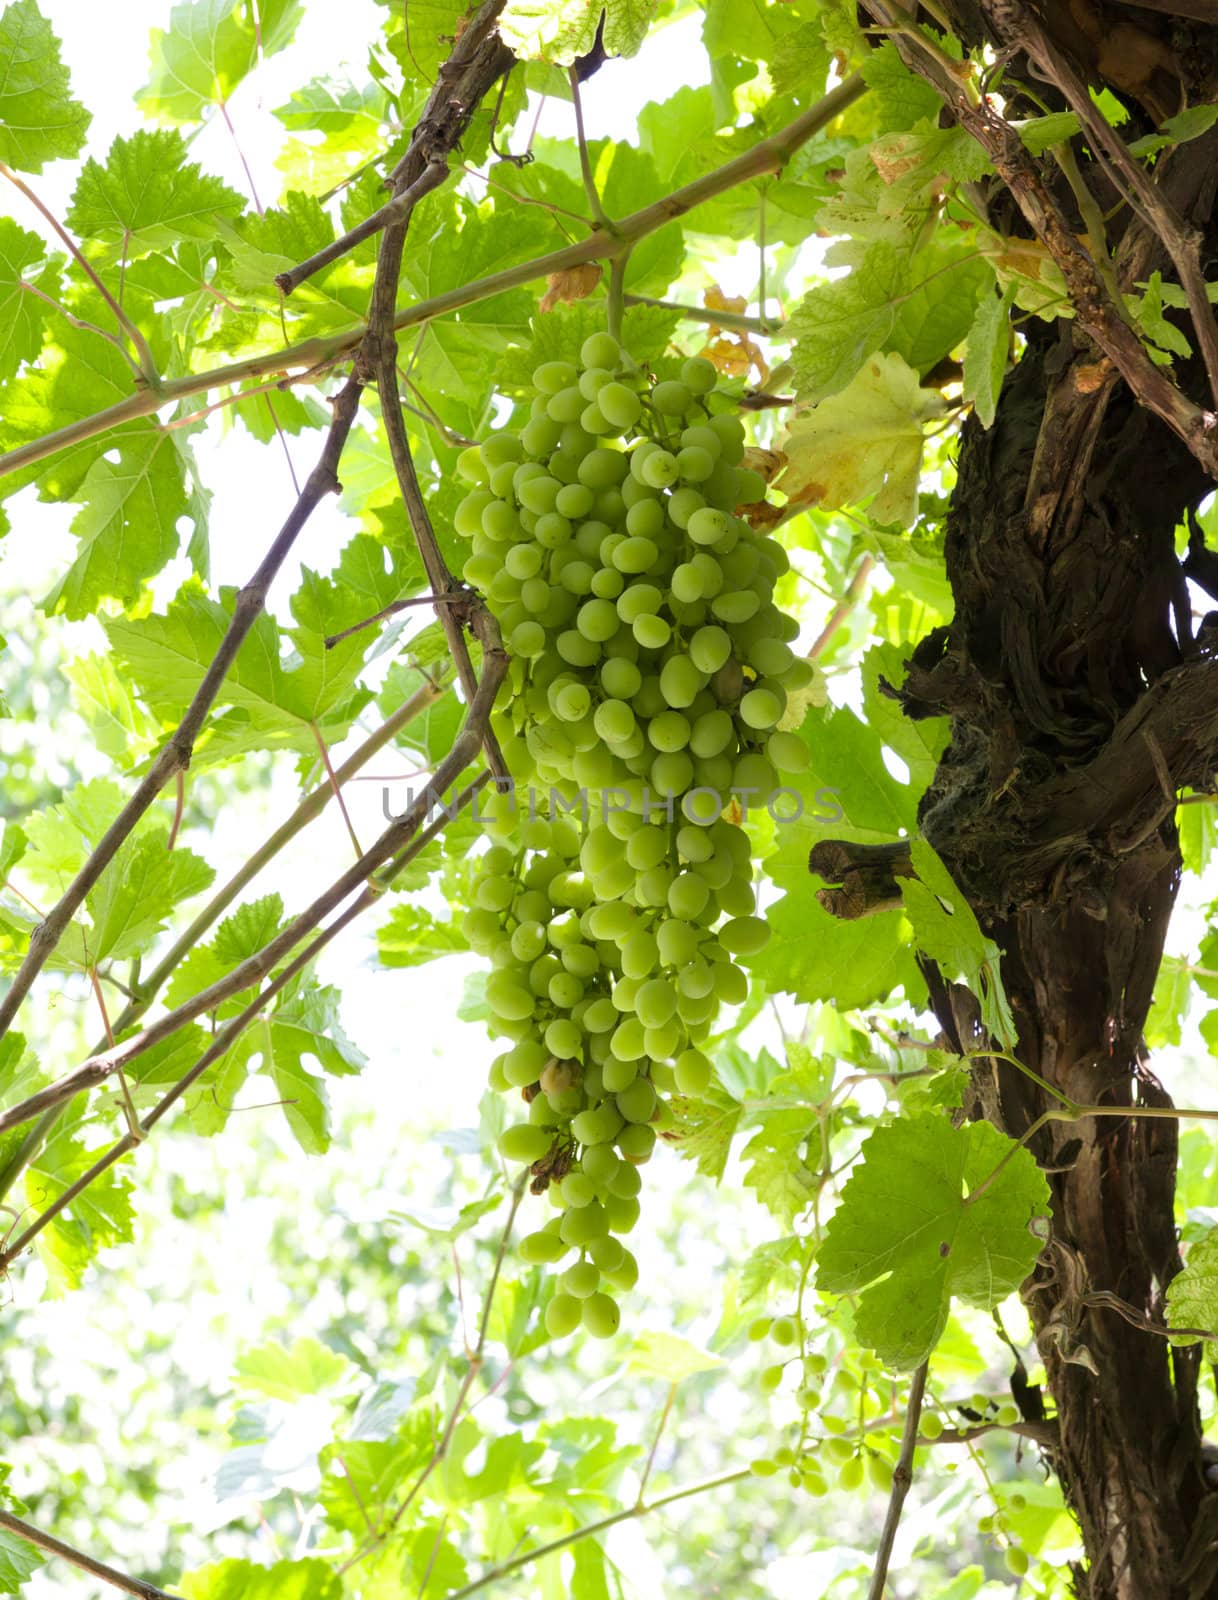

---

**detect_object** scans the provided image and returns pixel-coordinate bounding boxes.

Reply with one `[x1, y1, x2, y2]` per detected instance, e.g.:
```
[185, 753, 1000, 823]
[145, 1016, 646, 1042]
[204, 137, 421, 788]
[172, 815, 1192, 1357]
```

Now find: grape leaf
[900, 839, 1017, 1048]
[0, 0, 90, 171]
[963, 280, 1016, 429]
[0, 217, 55, 384]
[25, 1126, 136, 1294]
[786, 241, 908, 402]
[499, 0, 661, 63]
[66, 130, 245, 262]
[104, 580, 371, 764]
[234, 1337, 352, 1402]
[178, 1558, 340, 1600]
[778, 352, 946, 526]
[817, 1113, 1050, 1369]
[137, 0, 304, 124]
[1166, 1227, 1218, 1361]
[43, 430, 200, 619]
[627, 1330, 723, 1382]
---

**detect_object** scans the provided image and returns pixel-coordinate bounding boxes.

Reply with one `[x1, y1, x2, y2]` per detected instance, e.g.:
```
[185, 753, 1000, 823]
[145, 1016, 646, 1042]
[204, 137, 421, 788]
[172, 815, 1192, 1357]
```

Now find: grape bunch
[453, 330, 811, 1338]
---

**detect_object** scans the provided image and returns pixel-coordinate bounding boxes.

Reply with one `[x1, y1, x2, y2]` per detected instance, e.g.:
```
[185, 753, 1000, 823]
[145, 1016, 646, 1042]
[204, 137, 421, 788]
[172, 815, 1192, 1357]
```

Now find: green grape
[582, 1291, 621, 1338]
[677, 445, 714, 482]
[1004, 1548, 1029, 1578]
[520, 1230, 569, 1265]
[633, 613, 671, 650]
[578, 447, 629, 488]
[577, 598, 621, 642]
[653, 380, 693, 415]
[718, 916, 769, 955]
[602, 1056, 637, 1094]
[614, 535, 659, 573]
[674, 1049, 712, 1095]
[838, 1457, 864, 1492]
[559, 1260, 601, 1298]
[457, 448, 489, 485]
[545, 1293, 583, 1338]
[867, 1453, 894, 1492]
[625, 827, 667, 871]
[559, 1201, 610, 1247]
[571, 1103, 625, 1146]
[670, 561, 704, 603]
[611, 1017, 646, 1061]
[617, 1076, 657, 1124]
[617, 1122, 655, 1161]
[659, 654, 704, 709]
[689, 708, 733, 759]
[621, 928, 660, 978]
[712, 589, 760, 624]
[498, 1124, 553, 1164]
[641, 449, 679, 488]
[582, 1144, 619, 1185]
[534, 360, 578, 393]
[605, 1192, 641, 1232]
[648, 710, 690, 753]
[749, 1457, 779, 1477]
[688, 506, 733, 546]
[635, 977, 677, 1028]
[589, 1235, 626, 1272]
[770, 1315, 798, 1346]
[582, 331, 622, 368]
[598, 381, 642, 430]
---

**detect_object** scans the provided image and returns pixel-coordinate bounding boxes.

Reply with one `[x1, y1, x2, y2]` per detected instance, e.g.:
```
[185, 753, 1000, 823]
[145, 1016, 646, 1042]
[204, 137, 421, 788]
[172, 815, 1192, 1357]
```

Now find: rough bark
[826, 8, 1218, 1594]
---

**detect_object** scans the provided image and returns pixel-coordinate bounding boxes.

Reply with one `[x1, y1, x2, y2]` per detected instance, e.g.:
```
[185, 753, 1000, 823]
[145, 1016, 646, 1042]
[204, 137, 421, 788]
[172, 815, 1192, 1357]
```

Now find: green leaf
[741, 1107, 819, 1228]
[86, 828, 214, 961]
[25, 1127, 136, 1294]
[1131, 270, 1192, 365]
[1147, 955, 1192, 1050]
[499, 0, 660, 63]
[1129, 101, 1218, 158]
[779, 351, 946, 526]
[234, 1336, 352, 1402]
[0, 216, 55, 384]
[178, 1558, 341, 1600]
[235, 977, 367, 1155]
[900, 839, 1016, 1048]
[963, 281, 1016, 429]
[378, 904, 465, 968]
[0, 1467, 46, 1593]
[104, 579, 370, 765]
[860, 44, 940, 131]
[137, 0, 304, 124]
[817, 1112, 1050, 1369]
[1166, 1226, 1218, 1361]
[662, 1083, 741, 1182]
[627, 1330, 723, 1382]
[43, 430, 200, 619]
[1014, 112, 1082, 156]
[273, 75, 389, 191]
[0, 0, 90, 171]
[66, 130, 245, 262]
[787, 243, 909, 403]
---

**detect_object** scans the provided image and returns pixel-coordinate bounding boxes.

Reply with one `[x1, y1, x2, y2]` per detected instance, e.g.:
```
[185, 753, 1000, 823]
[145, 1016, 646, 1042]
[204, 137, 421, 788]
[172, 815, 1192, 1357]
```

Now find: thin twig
[622, 292, 782, 334]
[339, 1174, 529, 1574]
[324, 591, 465, 649]
[569, 67, 614, 233]
[637, 1383, 678, 1503]
[867, 1360, 928, 1600]
[310, 721, 362, 860]
[443, 1468, 752, 1600]
[997, 3, 1218, 410]
[0, 1509, 174, 1600]
[808, 556, 876, 660]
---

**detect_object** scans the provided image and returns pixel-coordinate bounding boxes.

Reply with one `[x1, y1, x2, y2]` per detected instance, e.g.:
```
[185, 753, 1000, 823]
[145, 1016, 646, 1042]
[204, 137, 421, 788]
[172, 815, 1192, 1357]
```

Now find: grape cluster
[453, 331, 811, 1338]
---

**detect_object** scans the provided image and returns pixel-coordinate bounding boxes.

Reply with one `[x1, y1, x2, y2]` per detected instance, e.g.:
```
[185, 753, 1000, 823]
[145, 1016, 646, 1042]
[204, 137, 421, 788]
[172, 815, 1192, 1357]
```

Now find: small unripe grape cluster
[455, 331, 813, 1338]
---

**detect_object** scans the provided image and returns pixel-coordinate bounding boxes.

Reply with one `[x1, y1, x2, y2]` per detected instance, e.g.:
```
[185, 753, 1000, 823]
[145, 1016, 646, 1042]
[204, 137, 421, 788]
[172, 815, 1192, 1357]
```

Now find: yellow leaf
[776, 352, 945, 528]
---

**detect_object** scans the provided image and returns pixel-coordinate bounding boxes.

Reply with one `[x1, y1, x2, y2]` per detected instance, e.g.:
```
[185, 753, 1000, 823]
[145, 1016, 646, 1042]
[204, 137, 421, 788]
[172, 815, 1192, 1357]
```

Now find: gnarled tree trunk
[826, 6, 1218, 1594]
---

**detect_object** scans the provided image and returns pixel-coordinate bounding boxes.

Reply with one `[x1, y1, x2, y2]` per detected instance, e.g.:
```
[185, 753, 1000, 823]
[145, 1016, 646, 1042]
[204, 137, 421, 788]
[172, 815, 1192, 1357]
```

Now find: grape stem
[607, 249, 632, 343]
[569, 67, 617, 235]
[867, 1359, 929, 1600]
